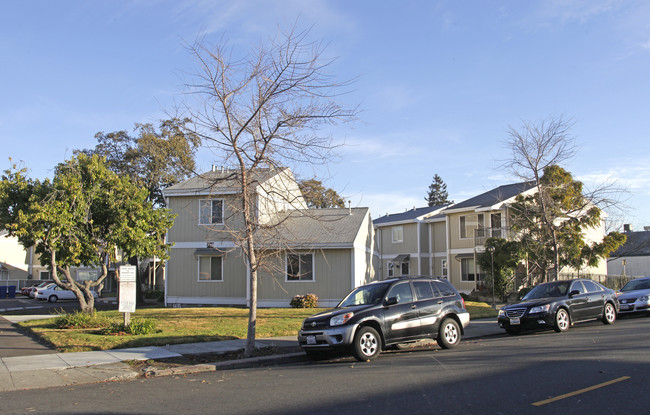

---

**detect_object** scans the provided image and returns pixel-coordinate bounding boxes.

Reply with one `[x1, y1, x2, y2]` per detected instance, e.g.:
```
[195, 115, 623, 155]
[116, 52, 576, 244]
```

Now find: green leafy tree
[77, 118, 200, 208]
[477, 237, 524, 300]
[298, 178, 345, 208]
[0, 154, 175, 313]
[510, 165, 625, 282]
[425, 174, 452, 206]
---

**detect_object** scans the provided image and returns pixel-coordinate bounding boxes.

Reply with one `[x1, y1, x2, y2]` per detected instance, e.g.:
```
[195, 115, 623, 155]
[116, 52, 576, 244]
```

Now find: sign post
[119, 265, 137, 326]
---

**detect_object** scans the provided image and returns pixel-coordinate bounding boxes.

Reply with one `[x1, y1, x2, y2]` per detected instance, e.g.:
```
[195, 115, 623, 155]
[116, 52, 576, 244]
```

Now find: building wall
[0, 234, 29, 272]
[166, 246, 248, 305]
[607, 257, 650, 277]
[167, 194, 246, 244]
[257, 249, 353, 307]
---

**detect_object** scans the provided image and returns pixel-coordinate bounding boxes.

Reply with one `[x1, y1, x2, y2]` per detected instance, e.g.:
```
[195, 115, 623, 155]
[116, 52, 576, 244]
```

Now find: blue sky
[1, 1, 649, 230]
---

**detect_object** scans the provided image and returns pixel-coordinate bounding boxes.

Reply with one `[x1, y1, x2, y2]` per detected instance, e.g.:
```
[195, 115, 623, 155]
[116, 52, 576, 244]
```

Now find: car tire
[553, 308, 570, 332]
[48, 295, 58, 303]
[438, 318, 461, 349]
[602, 302, 616, 325]
[352, 326, 382, 362]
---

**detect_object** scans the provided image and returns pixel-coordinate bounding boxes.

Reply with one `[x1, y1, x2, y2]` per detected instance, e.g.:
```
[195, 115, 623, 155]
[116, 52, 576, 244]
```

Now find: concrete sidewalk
[0, 315, 502, 392]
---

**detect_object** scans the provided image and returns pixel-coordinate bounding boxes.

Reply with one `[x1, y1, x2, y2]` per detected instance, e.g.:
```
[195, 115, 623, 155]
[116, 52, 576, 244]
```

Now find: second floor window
[392, 226, 403, 243]
[460, 214, 484, 239]
[200, 199, 224, 225]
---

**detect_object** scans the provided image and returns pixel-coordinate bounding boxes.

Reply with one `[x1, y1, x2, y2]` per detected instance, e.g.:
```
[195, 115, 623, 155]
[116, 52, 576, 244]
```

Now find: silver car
[617, 276, 650, 315]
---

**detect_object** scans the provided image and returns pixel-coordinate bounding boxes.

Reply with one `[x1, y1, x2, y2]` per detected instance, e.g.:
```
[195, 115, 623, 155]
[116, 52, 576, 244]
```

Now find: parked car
[498, 279, 619, 334]
[298, 276, 470, 362]
[28, 281, 55, 298]
[617, 276, 650, 316]
[20, 283, 43, 296]
[36, 285, 98, 303]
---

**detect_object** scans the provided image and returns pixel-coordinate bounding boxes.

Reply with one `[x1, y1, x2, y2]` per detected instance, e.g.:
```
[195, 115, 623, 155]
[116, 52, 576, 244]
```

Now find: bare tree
[505, 116, 627, 282]
[181, 26, 356, 356]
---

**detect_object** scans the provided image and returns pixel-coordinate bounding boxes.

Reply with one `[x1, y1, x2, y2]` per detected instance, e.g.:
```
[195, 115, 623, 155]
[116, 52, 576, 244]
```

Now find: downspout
[417, 221, 422, 275]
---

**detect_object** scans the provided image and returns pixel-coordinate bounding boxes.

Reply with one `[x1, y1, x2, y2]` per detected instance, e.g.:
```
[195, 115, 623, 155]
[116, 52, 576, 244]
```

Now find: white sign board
[118, 265, 137, 313]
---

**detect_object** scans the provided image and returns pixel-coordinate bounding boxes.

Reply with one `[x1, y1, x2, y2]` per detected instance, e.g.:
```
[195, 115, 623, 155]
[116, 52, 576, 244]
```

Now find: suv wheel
[438, 318, 461, 349]
[352, 326, 381, 362]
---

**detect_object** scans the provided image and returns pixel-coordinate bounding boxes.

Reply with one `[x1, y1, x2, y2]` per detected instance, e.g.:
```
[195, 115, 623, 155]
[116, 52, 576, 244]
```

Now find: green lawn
[19, 303, 498, 353]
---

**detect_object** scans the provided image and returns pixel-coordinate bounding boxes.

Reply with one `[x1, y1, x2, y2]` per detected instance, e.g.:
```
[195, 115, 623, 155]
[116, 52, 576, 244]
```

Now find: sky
[1, 0, 649, 231]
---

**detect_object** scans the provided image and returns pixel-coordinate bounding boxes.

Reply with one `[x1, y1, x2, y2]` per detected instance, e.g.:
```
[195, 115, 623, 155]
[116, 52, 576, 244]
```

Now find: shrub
[99, 319, 158, 335]
[290, 294, 318, 308]
[55, 310, 109, 329]
[144, 289, 165, 302]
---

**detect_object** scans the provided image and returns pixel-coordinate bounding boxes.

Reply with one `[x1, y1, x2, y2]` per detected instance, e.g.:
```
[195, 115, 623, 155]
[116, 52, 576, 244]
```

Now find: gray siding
[167, 247, 247, 298]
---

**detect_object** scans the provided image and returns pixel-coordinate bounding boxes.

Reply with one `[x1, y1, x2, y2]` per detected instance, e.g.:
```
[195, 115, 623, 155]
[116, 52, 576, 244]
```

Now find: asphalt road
[1, 315, 648, 415]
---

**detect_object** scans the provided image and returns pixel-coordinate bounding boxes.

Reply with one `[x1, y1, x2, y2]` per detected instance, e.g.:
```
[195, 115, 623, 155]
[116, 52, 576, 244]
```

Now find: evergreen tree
[425, 174, 452, 206]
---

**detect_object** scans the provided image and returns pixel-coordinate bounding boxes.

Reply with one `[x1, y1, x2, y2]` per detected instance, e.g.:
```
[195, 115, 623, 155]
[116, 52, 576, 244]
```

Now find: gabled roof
[610, 231, 650, 257]
[265, 207, 370, 248]
[163, 168, 287, 197]
[444, 181, 536, 213]
[373, 204, 451, 226]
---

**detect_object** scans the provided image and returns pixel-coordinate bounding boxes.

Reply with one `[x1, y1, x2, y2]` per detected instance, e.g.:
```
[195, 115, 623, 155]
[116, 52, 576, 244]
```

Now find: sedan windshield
[522, 281, 571, 300]
[620, 279, 650, 292]
[338, 282, 391, 308]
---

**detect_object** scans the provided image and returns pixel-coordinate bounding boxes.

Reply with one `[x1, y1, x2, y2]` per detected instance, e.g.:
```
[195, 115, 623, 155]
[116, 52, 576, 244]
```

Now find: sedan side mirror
[569, 290, 581, 298]
[385, 296, 398, 306]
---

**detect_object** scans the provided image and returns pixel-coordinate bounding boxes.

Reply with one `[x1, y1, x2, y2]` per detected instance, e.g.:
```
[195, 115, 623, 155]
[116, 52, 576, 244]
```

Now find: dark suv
[298, 276, 470, 361]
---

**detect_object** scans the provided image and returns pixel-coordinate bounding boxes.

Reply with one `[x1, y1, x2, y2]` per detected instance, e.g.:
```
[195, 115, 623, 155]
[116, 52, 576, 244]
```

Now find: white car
[29, 281, 55, 298]
[35, 285, 98, 303]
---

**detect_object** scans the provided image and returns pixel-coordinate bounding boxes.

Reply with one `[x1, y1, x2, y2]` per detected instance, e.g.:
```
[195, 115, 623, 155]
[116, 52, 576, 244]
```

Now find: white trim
[257, 298, 341, 308]
[163, 189, 239, 197]
[417, 222, 422, 274]
[171, 241, 237, 249]
[167, 296, 247, 306]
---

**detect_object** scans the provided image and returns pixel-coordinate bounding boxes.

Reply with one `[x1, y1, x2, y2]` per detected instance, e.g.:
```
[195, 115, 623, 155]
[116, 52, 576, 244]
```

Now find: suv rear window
[433, 280, 455, 297]
[413, 281, 434, 300]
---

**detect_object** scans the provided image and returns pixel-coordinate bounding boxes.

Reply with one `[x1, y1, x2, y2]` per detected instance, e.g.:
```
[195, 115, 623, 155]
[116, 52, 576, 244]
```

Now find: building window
[491, 212, 502, 238]
[460, 214, 484, 239]
[199, 199, 224, 225]
[401, 261, 410, 275]
[198, 256, 223, 281]
[441, 259, 448, 278]
[77, 271, 98, 281]
[387, 262, 394, 277]
[287, 253, 313, 281]
[461, 258, 476, 281]
[39, 271, 50, 280]
[392, 226, 403, 243]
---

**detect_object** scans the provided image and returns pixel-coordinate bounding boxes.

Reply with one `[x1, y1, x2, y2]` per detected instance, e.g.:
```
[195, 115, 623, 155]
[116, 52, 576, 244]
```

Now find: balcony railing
[474, 227, 511, 246]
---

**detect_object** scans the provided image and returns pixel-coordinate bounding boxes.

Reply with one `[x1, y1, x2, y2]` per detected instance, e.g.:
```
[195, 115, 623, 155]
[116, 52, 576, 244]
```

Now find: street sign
[118, 265, 137, 314]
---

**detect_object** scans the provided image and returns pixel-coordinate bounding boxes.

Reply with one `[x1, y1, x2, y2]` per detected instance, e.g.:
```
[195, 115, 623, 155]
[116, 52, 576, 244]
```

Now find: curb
[140, 352, 307, 378]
